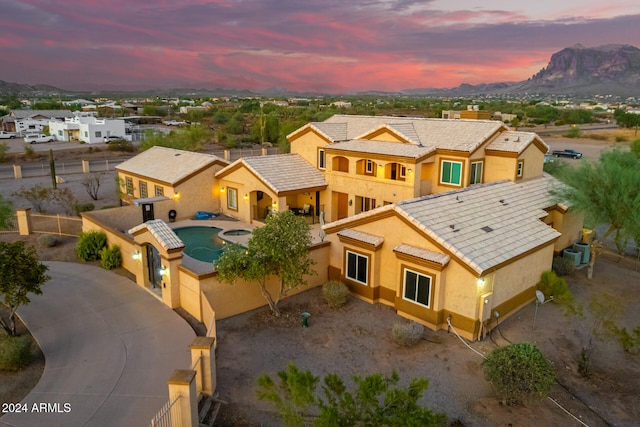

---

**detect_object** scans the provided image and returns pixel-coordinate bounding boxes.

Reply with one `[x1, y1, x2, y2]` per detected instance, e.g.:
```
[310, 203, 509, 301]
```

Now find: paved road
[0, 262, 195, 427]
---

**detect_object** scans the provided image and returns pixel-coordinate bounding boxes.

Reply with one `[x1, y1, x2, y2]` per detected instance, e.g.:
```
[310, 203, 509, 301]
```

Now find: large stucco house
[80, 115, 582, 341]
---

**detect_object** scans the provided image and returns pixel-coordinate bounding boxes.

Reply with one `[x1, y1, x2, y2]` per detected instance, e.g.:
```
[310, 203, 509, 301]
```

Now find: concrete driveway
[0, 262, 195, 427]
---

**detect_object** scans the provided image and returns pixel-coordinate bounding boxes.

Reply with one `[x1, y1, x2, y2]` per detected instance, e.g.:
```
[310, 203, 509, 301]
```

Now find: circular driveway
[0, 262, 195, 427]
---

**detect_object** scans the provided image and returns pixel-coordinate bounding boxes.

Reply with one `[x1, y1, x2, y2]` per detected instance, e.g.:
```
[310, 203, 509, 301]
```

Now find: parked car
[551, 149, 583, 159]
[104, 135, 124, 143]
[162, 120, 187, 126]
[0, 131, 17, 139]
[24, 133, 55, 144]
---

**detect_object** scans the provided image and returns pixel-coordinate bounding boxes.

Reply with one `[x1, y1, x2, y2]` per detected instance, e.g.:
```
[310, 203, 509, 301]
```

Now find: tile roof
[393, 244, 451, 266]
[395, 175, 562, 274]
[328, 139, 434, 158]
[116, 146, 227, 185]
[129, 219, 184, 251]
[486, 131, 548, 154]
[337, 228, 384, 248]
[315, 115, 507, 152]
[218, 153, 327, 194]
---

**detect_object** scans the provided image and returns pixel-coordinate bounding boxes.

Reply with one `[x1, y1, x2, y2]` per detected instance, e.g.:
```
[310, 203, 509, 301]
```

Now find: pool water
[174, 226, 227, 263]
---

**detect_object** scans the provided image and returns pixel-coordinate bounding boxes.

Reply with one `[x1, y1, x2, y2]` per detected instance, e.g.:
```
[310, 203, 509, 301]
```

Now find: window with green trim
[440, 160, 462, 185]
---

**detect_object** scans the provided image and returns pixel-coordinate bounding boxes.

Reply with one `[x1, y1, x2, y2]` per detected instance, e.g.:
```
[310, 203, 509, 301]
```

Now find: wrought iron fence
[149, 396, 182, 427]
[30, 214, 82, 237]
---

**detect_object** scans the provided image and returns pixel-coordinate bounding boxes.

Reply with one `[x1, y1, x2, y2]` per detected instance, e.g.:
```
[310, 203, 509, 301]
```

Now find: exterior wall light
[244, 193, 249, 200]
[477, 277, 485, 286]
[159, 266, 168, 276]
[132, 251, 142, 261]
[220, 187, 225, 193]
[173, 192, 180, 200]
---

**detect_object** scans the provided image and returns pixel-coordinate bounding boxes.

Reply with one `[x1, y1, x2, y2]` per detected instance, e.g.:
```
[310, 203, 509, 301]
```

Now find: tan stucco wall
[519, 143, 545, 180]
[546, 209, 584, 253]
[217, 167, 279, 223]
[117, 164, 222, 217]
[484, 155, 516, 183]
[195, 243, 329, 319]
[290, 129, 329, 167]
[326, 212, 558, 340]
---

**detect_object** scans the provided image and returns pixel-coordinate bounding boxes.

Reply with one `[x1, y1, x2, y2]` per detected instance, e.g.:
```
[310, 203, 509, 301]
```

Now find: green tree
[49, 148, 57, 189]
[482, 343, 555, 406]
[0, 194, 13, 230]
[0, 242, 50, 336]
[215, 210, 316, 316]
[12, 184, 53, 213]
[616, 112, 640, 135]
[553, 149, 640, 278]
[256, 362, 447, 427]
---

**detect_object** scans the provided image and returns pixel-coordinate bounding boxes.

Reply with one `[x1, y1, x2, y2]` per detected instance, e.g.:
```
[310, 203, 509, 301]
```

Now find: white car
[104, 135, 124, 143]
[24, 133, 55, 144]
[163, 120, 187, 126]
[0, 131, 17, 139]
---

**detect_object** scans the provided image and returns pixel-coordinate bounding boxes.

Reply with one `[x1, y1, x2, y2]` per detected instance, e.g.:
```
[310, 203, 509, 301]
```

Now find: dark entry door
[142, 203, 154, 222]
[146, 244, 162, 288]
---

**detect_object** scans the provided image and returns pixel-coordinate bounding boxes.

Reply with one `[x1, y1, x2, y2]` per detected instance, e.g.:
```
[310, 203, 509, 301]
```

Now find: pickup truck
[551, 149, 582, 159]
[24, 133, 55, 144]
[0, 131, 17, 139]
[162, 120, 187, 126]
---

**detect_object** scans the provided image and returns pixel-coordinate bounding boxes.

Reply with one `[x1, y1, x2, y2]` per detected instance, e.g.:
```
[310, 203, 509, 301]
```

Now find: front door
[142, 203, 154, 222]
[146, 244, 162, 288]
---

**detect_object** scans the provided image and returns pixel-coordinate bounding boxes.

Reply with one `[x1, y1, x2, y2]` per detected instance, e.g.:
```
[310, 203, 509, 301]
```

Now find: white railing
[149, 396, 181, 427]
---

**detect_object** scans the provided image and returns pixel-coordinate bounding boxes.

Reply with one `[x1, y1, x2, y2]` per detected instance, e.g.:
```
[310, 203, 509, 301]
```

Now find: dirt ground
[213, 257, 640, 427]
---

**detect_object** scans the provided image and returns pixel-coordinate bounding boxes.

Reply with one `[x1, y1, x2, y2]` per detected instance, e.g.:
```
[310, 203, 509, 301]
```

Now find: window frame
[227, 186, 238, 211]
[139, 181, 148, 199]
[440, 160, 463, 186]
[155, 185, 164, 197]
[345, 250, 368, 285]
[125, 177, 133, 196]
[516, 160, 524, 178]
[318, 148, 326, 170]
[366, 159, 374, 173]
[470, 161, 483, 185]
[95, 131, 102, 138]
[402, 268, 432, 308]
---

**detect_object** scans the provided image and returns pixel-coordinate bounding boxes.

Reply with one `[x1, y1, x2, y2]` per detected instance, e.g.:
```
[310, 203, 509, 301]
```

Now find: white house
[2, 110, 74, 135]
[49, 112, 127, 143]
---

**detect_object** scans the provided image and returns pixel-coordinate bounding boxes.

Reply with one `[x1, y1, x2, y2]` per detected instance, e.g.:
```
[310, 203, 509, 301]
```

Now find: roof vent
[450, 224, 455, 229]
[504, 137, 509, 141]
[481, 226, 493, 233]
[175, 153, 181, 156]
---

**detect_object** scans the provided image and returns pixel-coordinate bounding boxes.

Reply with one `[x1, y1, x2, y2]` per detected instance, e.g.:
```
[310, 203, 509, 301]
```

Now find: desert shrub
[588, 133, 607, 141]
[391, 320, 424, 347]
[100, 245, 122, 270]
[321, 280, 349, 308]
[614, 135, 628, 142]
[77, 230, 107, 261]
[0, 335, 33, 371]
[0, 142, 7, 163]
[100, 205, 118, 210]
[75, 203, 95, 215]
[37, 234, 58, 248]
[107, 140, 135, 152]
[24, 145, 35, 158]
[482, 342, 555, 406]
[552, 256, 575, 276]
[563, 127, 581, 138]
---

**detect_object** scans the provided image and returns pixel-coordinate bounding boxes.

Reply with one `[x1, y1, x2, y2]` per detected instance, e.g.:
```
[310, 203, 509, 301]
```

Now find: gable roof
[325, 175, 563, 275]
[216, 153, 327, 195]
[116, 146, 228, 186]
[128, 219, 184, 251]
[10, 110, 75, 119]
[485, 131, 548, 154]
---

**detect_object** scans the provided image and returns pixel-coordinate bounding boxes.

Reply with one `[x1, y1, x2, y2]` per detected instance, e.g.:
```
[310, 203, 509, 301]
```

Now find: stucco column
[167, 369, 198, 427]
[13, 164, 22, 179]
[261, 146, 268, 156]
[16, 208, 32, 235]
[223, 149, 230, 161]
[161, 253, 182, 308]
[190, 337, 216, 395]
[82, 159, 91, 173]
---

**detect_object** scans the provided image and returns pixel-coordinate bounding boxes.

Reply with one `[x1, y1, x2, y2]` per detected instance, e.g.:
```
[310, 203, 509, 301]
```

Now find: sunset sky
[2, 0, 639, 93]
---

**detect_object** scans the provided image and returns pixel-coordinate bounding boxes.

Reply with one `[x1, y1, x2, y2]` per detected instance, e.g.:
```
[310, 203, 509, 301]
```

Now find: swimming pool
[173, 226, 227, 263]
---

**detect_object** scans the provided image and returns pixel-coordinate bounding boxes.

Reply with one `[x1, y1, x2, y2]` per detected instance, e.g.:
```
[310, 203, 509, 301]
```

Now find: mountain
[2, 44, 640, 98]
[510, 44, 640, 96]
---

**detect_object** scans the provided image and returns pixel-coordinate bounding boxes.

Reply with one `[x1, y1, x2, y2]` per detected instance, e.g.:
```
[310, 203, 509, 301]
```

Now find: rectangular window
[440, 160, 462, 186]
[517, 161, 524, 178]
[403, 268, 432, 308]
[139, 181, 148, 198]
[346, 250, 368, 285]
[125, 177, 133, 196]
[155, 186, 164, 197]
[227, 187, 238, 210]
[95, 131, 102, 138]
[399, 165, 406, 178]
[58, 130, 63, 136]
[366, 160, 374, 173]
[470, 161, 483, 185]
[318, 149, 326, 170]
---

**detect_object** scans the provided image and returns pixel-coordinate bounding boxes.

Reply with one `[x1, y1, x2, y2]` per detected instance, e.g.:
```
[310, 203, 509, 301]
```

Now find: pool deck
[167, 217, 326, 275]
